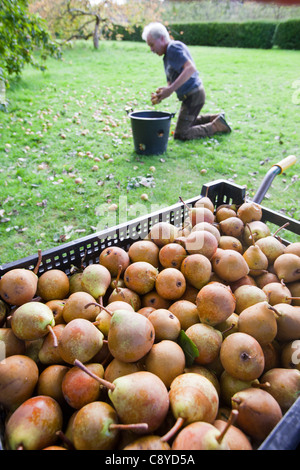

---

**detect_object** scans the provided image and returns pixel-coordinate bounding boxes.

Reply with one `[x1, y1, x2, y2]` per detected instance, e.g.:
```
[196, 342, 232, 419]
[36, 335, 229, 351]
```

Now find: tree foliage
[0, 0, 61, 86]
[29, 0, 164, 49]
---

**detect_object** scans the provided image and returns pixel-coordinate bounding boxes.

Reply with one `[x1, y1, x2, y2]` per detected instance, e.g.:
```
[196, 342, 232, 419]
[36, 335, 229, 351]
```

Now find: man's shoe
[212, 115, 231, 134]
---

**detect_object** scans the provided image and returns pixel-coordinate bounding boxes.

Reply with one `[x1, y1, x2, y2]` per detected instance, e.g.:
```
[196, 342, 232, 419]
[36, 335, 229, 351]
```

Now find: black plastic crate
[0, 179, 299, 450]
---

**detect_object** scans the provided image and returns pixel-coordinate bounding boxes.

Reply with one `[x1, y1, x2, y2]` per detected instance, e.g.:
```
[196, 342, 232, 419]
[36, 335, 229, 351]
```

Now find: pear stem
[221, 323, 236, 337]
[216, 409, 239, 444]
[273, 222, 289, 238]
[246, 223, 256, 246]
[160, 417, 185, 443]
[33, 249, 42, 274]
[86, 302, 113, 316]
[109, 423, 149, 432]
[56, 430, 75, 450]
[47, 324, 58, 347]
[113, 265, 123, 293]
[268, 305, 282, 317]
[73, 359, 115, 391]
[179, 196, 190, 212]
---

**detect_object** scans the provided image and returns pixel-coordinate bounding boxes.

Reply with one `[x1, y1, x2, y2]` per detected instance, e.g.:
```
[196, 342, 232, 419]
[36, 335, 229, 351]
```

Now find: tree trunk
[93, 16, 100, 49]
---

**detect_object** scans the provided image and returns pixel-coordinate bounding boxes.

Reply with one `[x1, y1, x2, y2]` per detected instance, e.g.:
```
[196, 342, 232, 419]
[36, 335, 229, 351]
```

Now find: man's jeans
[174, 86, 219, 140]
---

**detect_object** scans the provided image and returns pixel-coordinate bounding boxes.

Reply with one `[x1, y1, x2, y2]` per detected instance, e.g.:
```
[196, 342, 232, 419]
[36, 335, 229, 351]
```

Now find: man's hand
[151, 87, 172, 105]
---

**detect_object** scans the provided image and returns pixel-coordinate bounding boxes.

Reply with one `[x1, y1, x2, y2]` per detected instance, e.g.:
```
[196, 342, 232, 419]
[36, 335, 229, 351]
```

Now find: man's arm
[154, 60, 197, 102]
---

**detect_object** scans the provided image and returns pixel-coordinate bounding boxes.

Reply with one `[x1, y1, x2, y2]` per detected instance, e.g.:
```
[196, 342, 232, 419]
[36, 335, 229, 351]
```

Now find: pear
[231, 387, 282, 442]
[196, 282, 236, 326]
[38, 324, 66, 364]
[99, 246, 130, 277]
[218, 235, 243, 253]
[37, 269, 70, 301]
[81, 264, 111, 301]
[0, 268, 38, 306]
[262, 281, 292, 305]
[191, 221, 221, 243]
[159, 242, 187, 269]
[144, 340, 186, 388]
[255, 272, 280, 289]
[5, 395, 63, 450]
[128, 240, 160, 267]
[214, 417, 253, 450]
[11, 301, 56, 342]
[155, 268, 186, 300]
[123, 435, 171, 450]
[69, 271, 89, 294]
[180, 253, 212, 289]
[243, 220, 271, 246]
[237, 301, 278, 345]
[237, 201, 262, 223]
[0, 299, 9, 327]
[230, 274, 257, 292]
[104, 358, 143, 383]
[142, 290, 171, 310]
[45, 299, 66, 324]
[62, 362, 104, 409]
[74, 365, 170, 434]
[219, 216, 244, 239]
[185, 323, 223, 365]
[61, 291, 99, 323]
[168, 300, 199, 330]
[58, 318, 104, 364]
[211, 249, 249, 282]
[274, 253, 300, 283]
[261, 341, 281, 372]
[184, 365, 220, 396]
[107, 308, 155, 362]
[234, 284, 268, 314]
[281, 341, 300, 370]
[72, 400, 147, 450]
[179, 198, 214, 227]
[169, 373, 219, 425]
[0, 328, 26, 356]
[93, 300, 134, 337]
[182, 230, 218, 259]
[124, 261, 158, 295]
[220, 332, 265, 381]
[255, 236, 285, 265]
[288, 281, 300, 306]
[284, 242, 300, 256]
[216, 206, 237, 222]
[148, 308, 181, 341]
[273, 303, 300, 341]
[261, 368, 300, 413]
[172, 419, 235, 450]
[108, 286, 141, 311]
[0, 354, 39, 411]
[37, 364, 69, 405]
[194, 195, 215, 213]
[148, 221, 179, 247]
[220, 370, 259, 407]
[242, 230, 269, 276]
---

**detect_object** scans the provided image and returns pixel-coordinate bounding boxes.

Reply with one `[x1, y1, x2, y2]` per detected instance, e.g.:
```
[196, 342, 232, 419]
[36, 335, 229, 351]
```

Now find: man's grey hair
[142, 22, 170, 42]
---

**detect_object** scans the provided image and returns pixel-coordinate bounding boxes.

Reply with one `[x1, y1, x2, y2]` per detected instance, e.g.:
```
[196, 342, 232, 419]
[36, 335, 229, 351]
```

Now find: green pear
[107, 308, 155, 362]
[11, 301, 55, 342]
[81, 264, 111, 301]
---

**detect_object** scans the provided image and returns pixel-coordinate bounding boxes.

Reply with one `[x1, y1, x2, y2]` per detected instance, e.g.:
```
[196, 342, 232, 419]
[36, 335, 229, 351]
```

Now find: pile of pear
[0, 196, 300, 451]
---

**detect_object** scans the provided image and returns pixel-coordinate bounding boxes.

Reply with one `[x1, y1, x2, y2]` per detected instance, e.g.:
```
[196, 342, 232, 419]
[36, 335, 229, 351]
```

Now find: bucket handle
[125, 107, 176, 118]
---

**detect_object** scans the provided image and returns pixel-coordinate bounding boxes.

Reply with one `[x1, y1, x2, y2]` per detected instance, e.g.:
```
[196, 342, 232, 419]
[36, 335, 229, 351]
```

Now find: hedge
[108, 19, 300, 50]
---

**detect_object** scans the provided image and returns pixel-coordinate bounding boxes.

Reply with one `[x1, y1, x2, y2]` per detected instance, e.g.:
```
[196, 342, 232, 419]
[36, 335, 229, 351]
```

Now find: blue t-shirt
[163, 41, 202, 100]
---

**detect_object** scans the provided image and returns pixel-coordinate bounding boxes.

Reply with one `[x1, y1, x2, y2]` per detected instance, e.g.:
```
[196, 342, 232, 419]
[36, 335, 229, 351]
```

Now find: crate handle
[272, 155, 297, 174]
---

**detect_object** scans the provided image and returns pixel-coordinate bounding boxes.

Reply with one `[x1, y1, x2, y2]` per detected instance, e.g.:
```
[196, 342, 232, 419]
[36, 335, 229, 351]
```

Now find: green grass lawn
[0, 40, 299, 265]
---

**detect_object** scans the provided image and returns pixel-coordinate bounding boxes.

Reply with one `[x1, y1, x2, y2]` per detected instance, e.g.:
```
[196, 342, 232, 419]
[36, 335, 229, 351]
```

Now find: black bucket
[129, 110, 175, 155]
